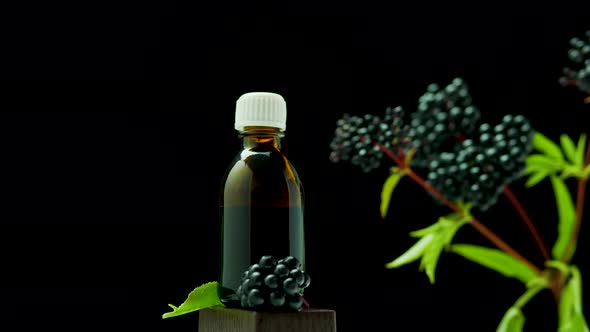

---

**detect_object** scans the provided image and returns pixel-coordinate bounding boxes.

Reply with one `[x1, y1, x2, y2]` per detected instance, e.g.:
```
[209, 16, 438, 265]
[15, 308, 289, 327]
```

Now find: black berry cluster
[236, 255, 310, 311]
[426, 115, 534, 210]
[559, 31, 590, 95]
[329, 107, 408, 172]
[406, 78, 481, 167]
[328, 77, 535, 210]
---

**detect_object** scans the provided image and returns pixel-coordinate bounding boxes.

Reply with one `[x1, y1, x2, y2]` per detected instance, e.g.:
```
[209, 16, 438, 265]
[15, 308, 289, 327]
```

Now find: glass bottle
[219, 92, 305, 293]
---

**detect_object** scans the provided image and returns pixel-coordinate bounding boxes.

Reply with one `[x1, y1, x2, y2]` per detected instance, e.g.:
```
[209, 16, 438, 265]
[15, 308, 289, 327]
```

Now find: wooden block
[199, 308, 336, 332]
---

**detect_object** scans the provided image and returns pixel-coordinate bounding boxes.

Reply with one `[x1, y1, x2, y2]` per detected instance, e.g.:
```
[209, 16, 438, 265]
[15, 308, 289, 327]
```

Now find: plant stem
[563, 141, 590, 262]
[503, 186, 551, 261]
[514, 284, 546, 309]
[405, 169, 543, 275]
[469, 219, 542, 275]
[375, 144, 543, 275]
[405, 170, 458, 211]
[375, 143, 404, 166]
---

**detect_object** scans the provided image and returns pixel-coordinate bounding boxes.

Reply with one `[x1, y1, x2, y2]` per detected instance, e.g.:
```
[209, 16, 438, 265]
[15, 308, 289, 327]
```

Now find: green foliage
[561, 135, 578, 165]
[550, 176, 577, 260]
[576, 135, 587, 167]
[534, 132, 564, 160]
[497, 307, 526, 332]
[162, 282, 225, 319]
[385, 213, 470, 283]
[450, 244, 538, 284]
[496, 285, 547, 332]
[380, 168, 405, 218]
[558, 266, 589, 332]
[525, 133, 588, 187]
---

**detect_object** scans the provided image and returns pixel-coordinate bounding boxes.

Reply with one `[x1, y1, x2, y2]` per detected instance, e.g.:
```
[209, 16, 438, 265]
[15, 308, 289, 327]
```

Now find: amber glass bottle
[219, 92, 305, 293]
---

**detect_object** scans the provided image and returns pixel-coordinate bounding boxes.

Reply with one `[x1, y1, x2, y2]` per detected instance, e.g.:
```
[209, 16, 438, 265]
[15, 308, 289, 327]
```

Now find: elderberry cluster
[329, 77, 535, 211]
[406, 78, 481, 167]
[426, 115, 534, 210]
[236, 255, 310, 311]
[559, 30, 590, 95]
[329, 107, 408, 172]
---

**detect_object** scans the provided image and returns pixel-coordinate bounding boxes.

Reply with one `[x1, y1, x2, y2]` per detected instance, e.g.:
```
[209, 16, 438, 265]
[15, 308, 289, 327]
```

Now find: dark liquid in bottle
[220, 131, 304, 292]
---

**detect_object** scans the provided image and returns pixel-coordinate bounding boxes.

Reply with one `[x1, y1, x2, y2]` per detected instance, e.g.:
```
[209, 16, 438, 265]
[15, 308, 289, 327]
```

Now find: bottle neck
[239, 126, 284, 149]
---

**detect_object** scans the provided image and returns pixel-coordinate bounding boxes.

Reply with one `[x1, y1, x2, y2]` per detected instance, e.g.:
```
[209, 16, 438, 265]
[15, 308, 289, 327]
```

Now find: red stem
[405, 170, 458, 210]
[563, 140, 590, 262]
[375, 144, 543, 275]
[503, 186, 551, 261]
[406, 170, 542, 275]
[375, 143, 404, 166]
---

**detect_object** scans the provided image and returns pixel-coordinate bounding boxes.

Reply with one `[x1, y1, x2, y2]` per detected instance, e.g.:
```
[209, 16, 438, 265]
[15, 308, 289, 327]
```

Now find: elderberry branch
[503, 186, 551, 261]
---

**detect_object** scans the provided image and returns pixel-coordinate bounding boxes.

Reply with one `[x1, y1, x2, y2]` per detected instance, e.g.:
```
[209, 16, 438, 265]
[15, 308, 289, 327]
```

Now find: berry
[288, 294, 304, 310]
[330, 107, 409, 172]
[560, 30, 590, 96]
[406, 78, 481, 167]
[283, 278, 298, 295]
[269, 291, 286, 306]
[274, 264, 289, 277]
[235, 255, 310, 311]
[426, 115, 534, 210]
[264, 274, 279, 288]
[259, 255, 276, 270]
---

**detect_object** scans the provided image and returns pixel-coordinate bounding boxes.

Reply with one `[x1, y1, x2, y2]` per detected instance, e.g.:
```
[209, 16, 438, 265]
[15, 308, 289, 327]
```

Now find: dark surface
[3, 2, 590, 331]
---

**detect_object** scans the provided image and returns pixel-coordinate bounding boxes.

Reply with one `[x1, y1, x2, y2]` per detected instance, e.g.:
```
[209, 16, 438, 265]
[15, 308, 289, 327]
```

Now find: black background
[3, 2, 590, 331]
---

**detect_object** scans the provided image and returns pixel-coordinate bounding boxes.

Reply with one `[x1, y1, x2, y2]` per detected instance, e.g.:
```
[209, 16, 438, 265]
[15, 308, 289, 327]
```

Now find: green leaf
[525, 170, 550, 188]
[409, 223, 441, 238]
[497, 307, 525, 332]
[561, 134, 578, 165]
[559, 266, 589, 332]
[420, 234, 445, 284]
[561, 166, 583, 180]
[385, 233, 434, 269]
[162, 282, 225, 319]
[451, 244, 537, 284]
[388, 215, 468, 283]
[559, 312, 590, 332]
[514, 284, 546, 308]
[571, 266, 583, 313]
[575, 134, 587, 167]
[380, 171, 404, 218]
[546, 260, 571, 274]
[419, 216, 467, 284]
[584, 164, 590, 178]
[526, 154, 563, 171]
[560, 279, 575, 330]
[550, 176, 577, 260]
[533, 132, 564, 160]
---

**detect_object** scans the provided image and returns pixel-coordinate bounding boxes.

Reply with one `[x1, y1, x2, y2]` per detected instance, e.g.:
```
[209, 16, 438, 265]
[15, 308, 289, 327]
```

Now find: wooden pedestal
[199, 308, 337, 332]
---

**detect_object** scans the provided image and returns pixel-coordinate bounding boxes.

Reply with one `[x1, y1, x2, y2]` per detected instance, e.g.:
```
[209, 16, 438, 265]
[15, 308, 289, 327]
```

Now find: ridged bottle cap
[235, 92, 287, 131]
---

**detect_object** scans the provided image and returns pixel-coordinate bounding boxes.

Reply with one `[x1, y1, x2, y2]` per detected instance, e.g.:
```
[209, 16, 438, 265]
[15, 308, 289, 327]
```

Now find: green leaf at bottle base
[162, 281, 225, 319]
[550, 175, 577, 260]
[450, 244, 537, 284]
[380, 170, 405, 218]
[533, 132, 564, 160]
[497, 307, 525, 332]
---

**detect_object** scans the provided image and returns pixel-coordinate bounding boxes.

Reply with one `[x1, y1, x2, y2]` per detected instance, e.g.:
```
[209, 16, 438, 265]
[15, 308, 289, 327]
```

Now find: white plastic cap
[235, 92, 287, 131]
